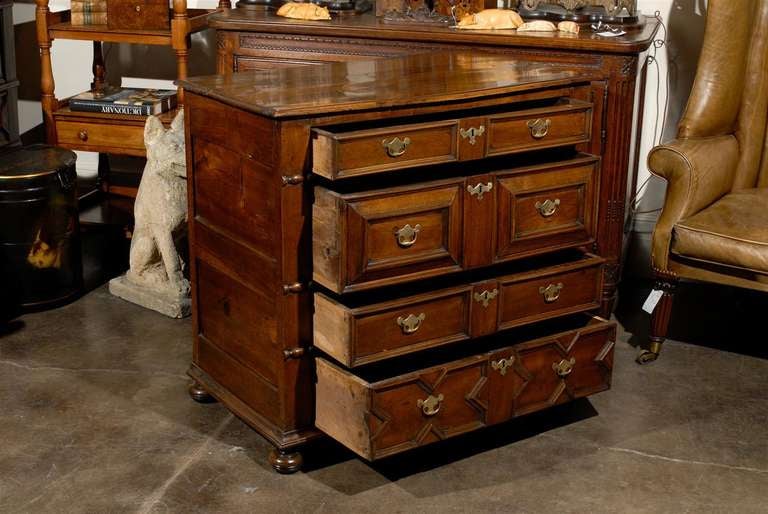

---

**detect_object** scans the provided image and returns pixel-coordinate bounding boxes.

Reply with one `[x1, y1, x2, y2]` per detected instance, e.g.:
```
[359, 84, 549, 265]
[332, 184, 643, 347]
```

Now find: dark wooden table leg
[269, 447, 303, 474]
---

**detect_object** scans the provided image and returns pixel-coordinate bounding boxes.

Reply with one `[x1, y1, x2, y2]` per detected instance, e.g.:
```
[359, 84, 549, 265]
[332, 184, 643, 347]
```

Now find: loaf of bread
[276, 2, 331, 20]
[517, 20, 557, 32]
[457, 9, 524, 30]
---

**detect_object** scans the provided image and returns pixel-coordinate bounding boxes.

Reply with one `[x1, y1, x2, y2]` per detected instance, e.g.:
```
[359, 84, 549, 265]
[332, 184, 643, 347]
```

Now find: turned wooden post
[35, 0, 57, 143]
[91, 41, 106, 91]
[171, 0, 189, 106]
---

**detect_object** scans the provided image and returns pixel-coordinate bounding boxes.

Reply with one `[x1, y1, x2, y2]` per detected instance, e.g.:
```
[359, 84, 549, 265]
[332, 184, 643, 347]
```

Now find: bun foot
[188, 381, 216, 403]
[269, 448, 303, 474]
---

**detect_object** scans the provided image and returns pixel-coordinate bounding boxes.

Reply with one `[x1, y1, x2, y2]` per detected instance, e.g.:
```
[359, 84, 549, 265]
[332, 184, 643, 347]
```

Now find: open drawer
[315, 315, 616, 460]
[314, 254, 604, 367]
[311, 99, 593, 180]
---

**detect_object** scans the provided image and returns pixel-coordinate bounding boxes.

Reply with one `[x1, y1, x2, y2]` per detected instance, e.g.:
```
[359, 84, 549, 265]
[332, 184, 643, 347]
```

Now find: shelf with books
[47, 8, 214, 45]
[35, 0, 231, 200]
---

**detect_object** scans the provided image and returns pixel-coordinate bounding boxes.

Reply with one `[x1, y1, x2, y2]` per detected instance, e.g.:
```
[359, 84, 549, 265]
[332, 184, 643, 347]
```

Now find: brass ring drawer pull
[527, 118, 552, 139]
[491, 356, 515, 376]
[382, 136, 411, 157]
[78, 129, 88, 142]
[467, 182, 493, 200]
[535, 198, 560, 217]
[394, 223, 421, 248]
[417, 393, 444, 416]
[459, 125, 485, 145]
[539, 282, 564, 303]
[553, 357, 576, 378]
[473, 288, 498, 308]
[397, 313, 425, 334]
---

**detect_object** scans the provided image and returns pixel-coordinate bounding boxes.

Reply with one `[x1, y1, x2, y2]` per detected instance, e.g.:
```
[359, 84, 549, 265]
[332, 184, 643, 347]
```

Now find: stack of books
[71, 0, 108, 25]
[68, 87, 178, 116]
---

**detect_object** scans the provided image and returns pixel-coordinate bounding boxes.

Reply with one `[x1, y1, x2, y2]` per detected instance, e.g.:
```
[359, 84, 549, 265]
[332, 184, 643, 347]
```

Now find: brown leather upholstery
[672, 189, 768, 274]
[649, 0, 768, 292]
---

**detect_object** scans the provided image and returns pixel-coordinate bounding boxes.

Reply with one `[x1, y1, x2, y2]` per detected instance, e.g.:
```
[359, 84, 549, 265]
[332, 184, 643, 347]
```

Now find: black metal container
[0, 145, 82, 312]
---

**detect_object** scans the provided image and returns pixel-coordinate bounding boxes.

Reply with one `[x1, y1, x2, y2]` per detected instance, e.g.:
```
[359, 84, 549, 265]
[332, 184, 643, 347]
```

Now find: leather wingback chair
[639, 0, 768, 363]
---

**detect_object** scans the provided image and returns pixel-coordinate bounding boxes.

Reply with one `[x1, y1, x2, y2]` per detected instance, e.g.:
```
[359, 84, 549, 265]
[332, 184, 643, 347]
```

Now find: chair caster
[269, 448, 303, 474]
[188, 381, 216, 403]
[635, 349, 659, 364]
[636, 341, 662, 365]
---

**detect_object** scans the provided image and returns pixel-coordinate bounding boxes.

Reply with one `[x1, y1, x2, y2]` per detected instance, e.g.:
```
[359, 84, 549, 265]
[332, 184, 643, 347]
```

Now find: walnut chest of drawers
[180, 52, 616, 473]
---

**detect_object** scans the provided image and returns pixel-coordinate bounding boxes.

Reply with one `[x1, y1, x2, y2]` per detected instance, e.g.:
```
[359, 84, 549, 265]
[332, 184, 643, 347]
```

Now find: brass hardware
[535, 198, 561, 217]
[282, 282, 305, 295]
[473, 289, 499, 308]
[539, 282, 564, 303]
[78, 130, 88, 142]
[491, 356, 515, 376]
[382, 136, 411, 157]
[283, 347, 306, 360]
[459, 125, 486, 145]
[552, 357, 576, 378]
[135, 4, 141, 12]
[417, 393, 444, 416]
[527, 118, 552, 139]
[281, 174, 304, 186]
[397, 313, 425, 334]
[467, 182, 493, 200]
[394, 223, 421, 248]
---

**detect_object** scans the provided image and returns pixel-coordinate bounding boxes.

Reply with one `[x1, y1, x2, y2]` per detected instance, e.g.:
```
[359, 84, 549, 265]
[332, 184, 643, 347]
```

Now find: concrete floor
[1, 282, 767, 513]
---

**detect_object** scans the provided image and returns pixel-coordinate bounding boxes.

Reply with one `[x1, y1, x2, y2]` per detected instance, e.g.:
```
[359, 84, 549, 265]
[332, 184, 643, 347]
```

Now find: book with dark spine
[69, 87, 177, 116]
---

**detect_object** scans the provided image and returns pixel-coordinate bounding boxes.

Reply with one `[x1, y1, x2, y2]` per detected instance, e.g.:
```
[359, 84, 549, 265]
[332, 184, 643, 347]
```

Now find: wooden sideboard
[181, 52, 618, 472]
[208, 10, 659, 315]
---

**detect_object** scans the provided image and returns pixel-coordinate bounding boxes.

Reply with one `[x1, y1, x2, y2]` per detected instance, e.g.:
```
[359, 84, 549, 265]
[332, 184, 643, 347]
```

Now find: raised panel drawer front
[315, 315, 615, 460]
[311, 99, 592, 180]
[495, 156, 599, 260]
[313, 179, 464, 294]
[313, 254, 603, 367]
[312, 121, 459, 179]
[486, 99, 592, 156]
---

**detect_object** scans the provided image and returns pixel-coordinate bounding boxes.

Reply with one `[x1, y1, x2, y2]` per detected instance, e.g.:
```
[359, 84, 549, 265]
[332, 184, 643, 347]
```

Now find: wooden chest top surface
[178, 52, 587, 118]
[208, 10, 659, 55]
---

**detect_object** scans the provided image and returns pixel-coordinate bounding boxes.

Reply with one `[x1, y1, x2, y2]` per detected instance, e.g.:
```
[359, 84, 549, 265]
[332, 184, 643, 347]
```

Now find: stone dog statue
[109, 111, 191, 318]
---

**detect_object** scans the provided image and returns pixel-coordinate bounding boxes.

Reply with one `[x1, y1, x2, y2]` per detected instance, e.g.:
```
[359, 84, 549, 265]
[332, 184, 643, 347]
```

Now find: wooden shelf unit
[35, 0, 231, 197]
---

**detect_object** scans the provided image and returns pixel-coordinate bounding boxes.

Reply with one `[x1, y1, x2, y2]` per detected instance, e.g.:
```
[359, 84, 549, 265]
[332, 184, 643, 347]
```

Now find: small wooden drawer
[486, 100, 592, 156]
[314, 287, 473, 367]
[56, 119, 145, 154]
[315, 315, 615, 460]
[495, 156, 599, 260]
[312, 120, 459, 180]
[313, 179, 464, 294]
[314, 254, 603, 367]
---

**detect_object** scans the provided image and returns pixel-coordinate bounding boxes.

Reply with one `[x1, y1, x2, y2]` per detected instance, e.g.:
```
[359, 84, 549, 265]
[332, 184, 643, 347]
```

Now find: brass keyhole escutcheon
[553, 357, 576, 378]
[417, 393, 444, 416]
[135, 4, 141, 12]
[78, 129, 88, 142]
[467, 182, 493, 200]
[460, 125, 486, 145]
[473, 288, 499, 308]
[491, 356, 515, 376]
[397, 313, 425, 334]
[394, 223, 421, 248]
[382, 136, 411, 158]
[535, 198, 560, 217]
[527, 118, 551, 139]
[539, 282, 564, 303]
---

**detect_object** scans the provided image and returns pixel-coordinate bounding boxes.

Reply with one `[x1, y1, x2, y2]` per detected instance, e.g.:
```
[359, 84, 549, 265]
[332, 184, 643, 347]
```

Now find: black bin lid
[0, 145, 77, 182]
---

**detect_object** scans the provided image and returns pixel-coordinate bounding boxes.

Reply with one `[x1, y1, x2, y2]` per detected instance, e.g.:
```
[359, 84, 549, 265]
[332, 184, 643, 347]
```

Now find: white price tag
[642, 289, 664, 314]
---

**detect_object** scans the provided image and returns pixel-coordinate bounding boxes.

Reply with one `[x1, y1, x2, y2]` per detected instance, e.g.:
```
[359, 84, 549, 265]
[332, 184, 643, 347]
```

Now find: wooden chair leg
[637, 278, 677, 364]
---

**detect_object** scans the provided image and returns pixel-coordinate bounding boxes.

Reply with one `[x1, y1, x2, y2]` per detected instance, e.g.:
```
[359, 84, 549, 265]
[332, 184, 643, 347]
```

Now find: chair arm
[648, 135, 739, 272]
